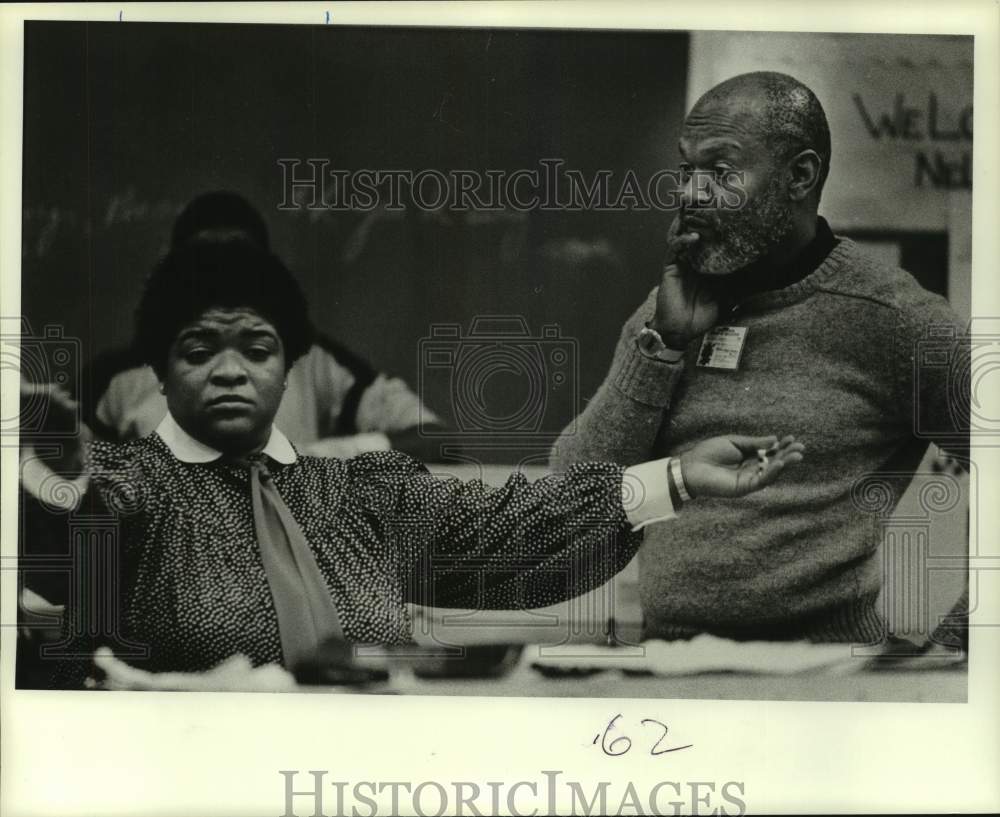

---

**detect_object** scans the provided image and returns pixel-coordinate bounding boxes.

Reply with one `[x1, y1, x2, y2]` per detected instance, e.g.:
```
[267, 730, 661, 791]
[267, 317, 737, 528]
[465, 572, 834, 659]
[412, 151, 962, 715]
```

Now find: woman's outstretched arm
[348, 435, 804, 611]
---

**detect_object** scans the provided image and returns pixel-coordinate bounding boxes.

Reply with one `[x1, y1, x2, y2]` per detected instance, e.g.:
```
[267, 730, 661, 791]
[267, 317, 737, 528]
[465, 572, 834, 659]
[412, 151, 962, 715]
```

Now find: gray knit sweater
[551, 238, 968, 643]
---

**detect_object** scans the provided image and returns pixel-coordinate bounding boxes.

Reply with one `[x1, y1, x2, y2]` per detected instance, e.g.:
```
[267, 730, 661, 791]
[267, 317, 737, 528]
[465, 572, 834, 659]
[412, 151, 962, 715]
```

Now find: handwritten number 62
[593, 714, 693, 757]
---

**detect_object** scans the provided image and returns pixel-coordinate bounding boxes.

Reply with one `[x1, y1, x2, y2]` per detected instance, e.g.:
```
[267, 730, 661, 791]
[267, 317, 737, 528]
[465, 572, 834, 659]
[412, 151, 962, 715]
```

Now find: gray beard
[683, 181, 795, 276]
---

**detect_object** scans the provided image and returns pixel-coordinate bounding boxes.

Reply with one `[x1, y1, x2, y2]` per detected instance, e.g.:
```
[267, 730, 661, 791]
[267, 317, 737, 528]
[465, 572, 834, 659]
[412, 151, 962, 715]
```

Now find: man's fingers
[727, 435, 779, 455]
[754, 449, 804, 488]
[664, 232, 700, 267]
[728, 434, 805, 460]
[664, 214, 700, 265]
[774, 443, 805, 463]
[665, 215, 682, 242]
[752, 460, 784, 489]
[668, 231, 700, 250]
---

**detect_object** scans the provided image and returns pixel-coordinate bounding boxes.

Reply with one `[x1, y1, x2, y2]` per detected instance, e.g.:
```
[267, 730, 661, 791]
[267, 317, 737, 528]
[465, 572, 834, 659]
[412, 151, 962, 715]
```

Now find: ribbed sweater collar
[719, 222, 857, 315]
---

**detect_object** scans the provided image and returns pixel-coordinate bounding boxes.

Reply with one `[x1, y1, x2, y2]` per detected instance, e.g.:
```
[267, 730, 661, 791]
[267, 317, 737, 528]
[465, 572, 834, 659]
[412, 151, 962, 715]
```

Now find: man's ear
[787, 149, 822, 201]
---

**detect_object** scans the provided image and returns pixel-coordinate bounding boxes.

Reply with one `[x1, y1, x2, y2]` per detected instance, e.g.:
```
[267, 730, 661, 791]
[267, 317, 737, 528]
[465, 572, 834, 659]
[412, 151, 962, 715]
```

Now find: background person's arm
[299, 339, 447, 460]
[309, 372, 449, 460]
[80, 346, 151, 442]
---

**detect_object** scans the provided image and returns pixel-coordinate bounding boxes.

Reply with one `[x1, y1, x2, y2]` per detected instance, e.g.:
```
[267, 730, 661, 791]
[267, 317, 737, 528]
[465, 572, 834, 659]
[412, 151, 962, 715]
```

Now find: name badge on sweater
[696, 326, 748, 370]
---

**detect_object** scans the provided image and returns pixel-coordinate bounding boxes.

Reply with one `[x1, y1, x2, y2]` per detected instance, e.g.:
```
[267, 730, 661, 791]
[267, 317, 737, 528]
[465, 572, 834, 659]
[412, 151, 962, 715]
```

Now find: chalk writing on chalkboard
[24, 191, 618, 274]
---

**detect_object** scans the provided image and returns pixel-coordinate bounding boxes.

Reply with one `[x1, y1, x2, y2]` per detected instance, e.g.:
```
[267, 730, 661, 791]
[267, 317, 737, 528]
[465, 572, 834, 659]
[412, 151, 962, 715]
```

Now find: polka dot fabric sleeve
[344, 452, 641, 611]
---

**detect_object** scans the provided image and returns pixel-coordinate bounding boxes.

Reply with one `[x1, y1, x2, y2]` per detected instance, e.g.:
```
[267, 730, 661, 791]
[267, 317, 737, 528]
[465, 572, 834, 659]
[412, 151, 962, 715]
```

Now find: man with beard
[551, 72, 970, 645]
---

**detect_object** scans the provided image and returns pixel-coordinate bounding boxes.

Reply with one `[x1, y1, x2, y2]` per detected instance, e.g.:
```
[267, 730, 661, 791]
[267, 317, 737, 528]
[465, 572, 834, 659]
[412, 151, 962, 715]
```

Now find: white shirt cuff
[622, 457, 678, 531]
[19, 445, 88, 511]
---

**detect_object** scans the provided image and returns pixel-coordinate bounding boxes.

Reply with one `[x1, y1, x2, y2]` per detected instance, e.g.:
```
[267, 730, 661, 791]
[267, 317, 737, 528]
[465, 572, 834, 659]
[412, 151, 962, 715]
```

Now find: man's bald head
[690, 71, 831, 198]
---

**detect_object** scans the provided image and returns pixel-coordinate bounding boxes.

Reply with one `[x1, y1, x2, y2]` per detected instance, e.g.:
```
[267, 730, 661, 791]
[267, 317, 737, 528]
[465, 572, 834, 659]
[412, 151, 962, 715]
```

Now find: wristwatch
[637, 323, 685, 363]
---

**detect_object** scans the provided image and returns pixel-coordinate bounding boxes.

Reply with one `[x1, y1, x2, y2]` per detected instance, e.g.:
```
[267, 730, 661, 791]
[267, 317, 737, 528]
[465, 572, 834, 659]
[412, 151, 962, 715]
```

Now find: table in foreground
[302, 641, 967, 703]
[383, 662, 967, 703]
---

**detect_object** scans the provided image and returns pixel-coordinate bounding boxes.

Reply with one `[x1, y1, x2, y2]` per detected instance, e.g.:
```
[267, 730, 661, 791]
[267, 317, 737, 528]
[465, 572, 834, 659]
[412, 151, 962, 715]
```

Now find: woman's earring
[282, 380, 288, 390]
[158, 382, 166, 395]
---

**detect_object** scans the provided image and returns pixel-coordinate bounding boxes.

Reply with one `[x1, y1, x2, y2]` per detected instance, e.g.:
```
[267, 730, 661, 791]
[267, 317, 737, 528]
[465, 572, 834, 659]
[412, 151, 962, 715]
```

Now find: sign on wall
[687, 32, 973, 233]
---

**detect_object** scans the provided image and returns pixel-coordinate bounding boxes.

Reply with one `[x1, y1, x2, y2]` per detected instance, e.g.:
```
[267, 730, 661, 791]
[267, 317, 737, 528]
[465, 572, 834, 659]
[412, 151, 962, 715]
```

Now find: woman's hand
[680, 434, 805, 499]
[91, 647, 297, 692]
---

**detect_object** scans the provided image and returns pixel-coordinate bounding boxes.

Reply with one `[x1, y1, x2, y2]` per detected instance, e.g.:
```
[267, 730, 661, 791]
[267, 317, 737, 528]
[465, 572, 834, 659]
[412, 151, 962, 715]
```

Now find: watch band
[637, 324, 685, 363]
[669, 456, 692, 502]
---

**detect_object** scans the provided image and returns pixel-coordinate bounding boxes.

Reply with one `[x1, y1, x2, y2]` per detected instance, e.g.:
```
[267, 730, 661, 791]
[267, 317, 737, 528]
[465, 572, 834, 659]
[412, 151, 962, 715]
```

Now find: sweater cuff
[612, 340, 685, 407]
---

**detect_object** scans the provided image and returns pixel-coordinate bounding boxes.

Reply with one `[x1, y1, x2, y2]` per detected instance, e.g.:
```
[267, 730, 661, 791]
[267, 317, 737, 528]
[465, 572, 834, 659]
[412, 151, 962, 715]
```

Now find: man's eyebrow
[678, 138, 744, 159]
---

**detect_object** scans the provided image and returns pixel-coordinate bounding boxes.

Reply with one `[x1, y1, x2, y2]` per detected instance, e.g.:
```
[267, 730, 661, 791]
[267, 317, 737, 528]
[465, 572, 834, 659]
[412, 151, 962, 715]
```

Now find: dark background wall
[21, 22, 689, 457]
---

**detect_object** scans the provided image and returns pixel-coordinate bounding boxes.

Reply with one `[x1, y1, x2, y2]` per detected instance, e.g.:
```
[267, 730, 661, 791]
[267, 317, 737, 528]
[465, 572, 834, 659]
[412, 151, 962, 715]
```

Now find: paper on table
[529, 634, 862, 676]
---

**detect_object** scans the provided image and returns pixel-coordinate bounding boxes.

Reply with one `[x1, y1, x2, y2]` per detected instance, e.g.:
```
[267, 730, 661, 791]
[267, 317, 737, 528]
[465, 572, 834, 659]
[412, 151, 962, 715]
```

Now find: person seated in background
[83, 190, 445, 461]
[19, 238, 804, 691]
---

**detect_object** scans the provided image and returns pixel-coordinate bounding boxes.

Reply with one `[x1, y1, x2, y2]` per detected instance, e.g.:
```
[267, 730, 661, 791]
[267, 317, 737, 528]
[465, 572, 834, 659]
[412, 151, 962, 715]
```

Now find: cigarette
[756, 442, 780, 472]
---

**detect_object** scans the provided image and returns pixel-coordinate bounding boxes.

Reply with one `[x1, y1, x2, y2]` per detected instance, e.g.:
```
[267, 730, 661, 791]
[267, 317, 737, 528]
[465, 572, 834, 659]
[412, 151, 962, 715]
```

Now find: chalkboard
[22, 22, 689, 459]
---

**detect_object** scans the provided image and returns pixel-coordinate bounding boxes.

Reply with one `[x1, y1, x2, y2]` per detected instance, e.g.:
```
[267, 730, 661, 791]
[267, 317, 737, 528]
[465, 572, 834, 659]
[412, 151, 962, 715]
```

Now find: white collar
[154, 412, 297, 465]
